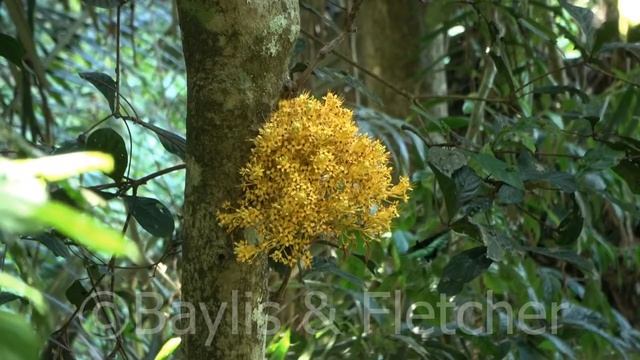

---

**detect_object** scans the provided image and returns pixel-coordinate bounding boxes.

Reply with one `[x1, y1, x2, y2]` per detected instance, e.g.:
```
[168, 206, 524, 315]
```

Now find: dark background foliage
[1, 0, 640, 359]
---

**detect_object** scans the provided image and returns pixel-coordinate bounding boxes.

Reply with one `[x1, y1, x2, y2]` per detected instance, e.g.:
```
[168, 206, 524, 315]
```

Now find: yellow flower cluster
[217, 93, 410, 267]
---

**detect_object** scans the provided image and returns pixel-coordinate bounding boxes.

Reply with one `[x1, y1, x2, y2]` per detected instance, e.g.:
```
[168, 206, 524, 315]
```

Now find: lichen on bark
[176, 1, 299, 358]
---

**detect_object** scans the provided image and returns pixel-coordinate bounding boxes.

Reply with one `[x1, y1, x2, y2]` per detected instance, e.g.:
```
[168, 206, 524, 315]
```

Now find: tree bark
[357, 0, 448, 119]
[177, 1, 299, 359]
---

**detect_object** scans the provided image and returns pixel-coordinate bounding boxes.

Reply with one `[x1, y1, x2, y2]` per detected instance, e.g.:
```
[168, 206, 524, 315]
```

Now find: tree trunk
[177, 1, 299, 359]
[357, 0, 448, 119]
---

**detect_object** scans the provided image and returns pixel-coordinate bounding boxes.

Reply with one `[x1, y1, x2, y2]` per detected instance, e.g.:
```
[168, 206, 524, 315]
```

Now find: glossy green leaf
[144, 123, 186, 160]
[123, 196, 175, 238]
[79, 72, 117, 111]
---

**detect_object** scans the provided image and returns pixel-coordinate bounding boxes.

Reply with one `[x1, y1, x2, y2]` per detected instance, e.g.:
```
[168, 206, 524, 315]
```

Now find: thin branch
[296, 0, 364, 89]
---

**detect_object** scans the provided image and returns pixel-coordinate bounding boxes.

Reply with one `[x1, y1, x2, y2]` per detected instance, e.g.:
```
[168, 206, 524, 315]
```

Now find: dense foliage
[1, 0, 640, 359]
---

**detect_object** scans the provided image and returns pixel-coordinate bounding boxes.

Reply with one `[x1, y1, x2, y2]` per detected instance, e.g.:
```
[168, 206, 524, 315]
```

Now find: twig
[296, 0, 364, 89]
[115, 4, 122, 114]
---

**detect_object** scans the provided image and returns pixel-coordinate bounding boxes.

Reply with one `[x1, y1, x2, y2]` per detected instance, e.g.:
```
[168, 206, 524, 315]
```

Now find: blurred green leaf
[154, 337, 182, 360]
[472, 153, 524, 190]
[0, 311, 41, 360]
[267, 329, 290, 360]
[0, 273, 47, 314]
[35, 201, 141, 260]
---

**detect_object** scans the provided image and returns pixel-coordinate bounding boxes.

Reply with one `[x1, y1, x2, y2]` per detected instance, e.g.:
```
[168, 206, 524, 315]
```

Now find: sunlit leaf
[34, 201, 141, 261]
[267, 330, 290, 360]
[6, 152, 114, 181]
[0, 273, 47, 314]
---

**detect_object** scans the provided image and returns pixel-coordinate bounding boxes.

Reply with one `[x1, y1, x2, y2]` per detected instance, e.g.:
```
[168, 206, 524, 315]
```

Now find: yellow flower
[217, 93, 411, 267]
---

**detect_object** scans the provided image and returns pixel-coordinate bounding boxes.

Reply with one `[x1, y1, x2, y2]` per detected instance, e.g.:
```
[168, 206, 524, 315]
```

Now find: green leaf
[79, 72, 117, 111]
[560, 303, 628, 358]
[517, 151, 576, 192]
[0, 272, 47, 314]
[540, 333, 576, 360]
[392, 335, 429, 358]
[267, 329, 290, 360]
[471, 153, 524, 190]
[123, 196, 175, 238]
[0, 33, 25, 67]
[34, 201, 141, 260]
[613, 159, 640, 193]
[518, 17, 556, 42]
[427, 147, 466, 177]
[86, 128, 128, 182]
[543, 171, 578, 193]
[556, 200, 583, 245]
[32, 232, 70, 258]
[308, 257, 364, 288]
[453, 166, 482, 205]
[8, 152, 114, 182]
[522, 247, 593, 272]
[154, 337, 182, 360]
[0, 292, 21, 306]
[450, 219, 481, 240]
[602, 87, 637, 133]
[482, 227, 513, 262]
[437, 246, 492, 296]
[0, 311, 41, 360]
[65, 279, 93, 311]
[497, 184, 524, 204]
[533, 85, 589, 103]
[144, 123, 186, 160]
[429, 164, 458, 221]
[82, 0, 124, 8]
[489, 51, 517, 95]
[451, 166, 492, 216]
[560, 0, 595, 49]
[408, 232, 448, 261]
[351, 253, 378, 274]
[581, 145, 624, 171]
